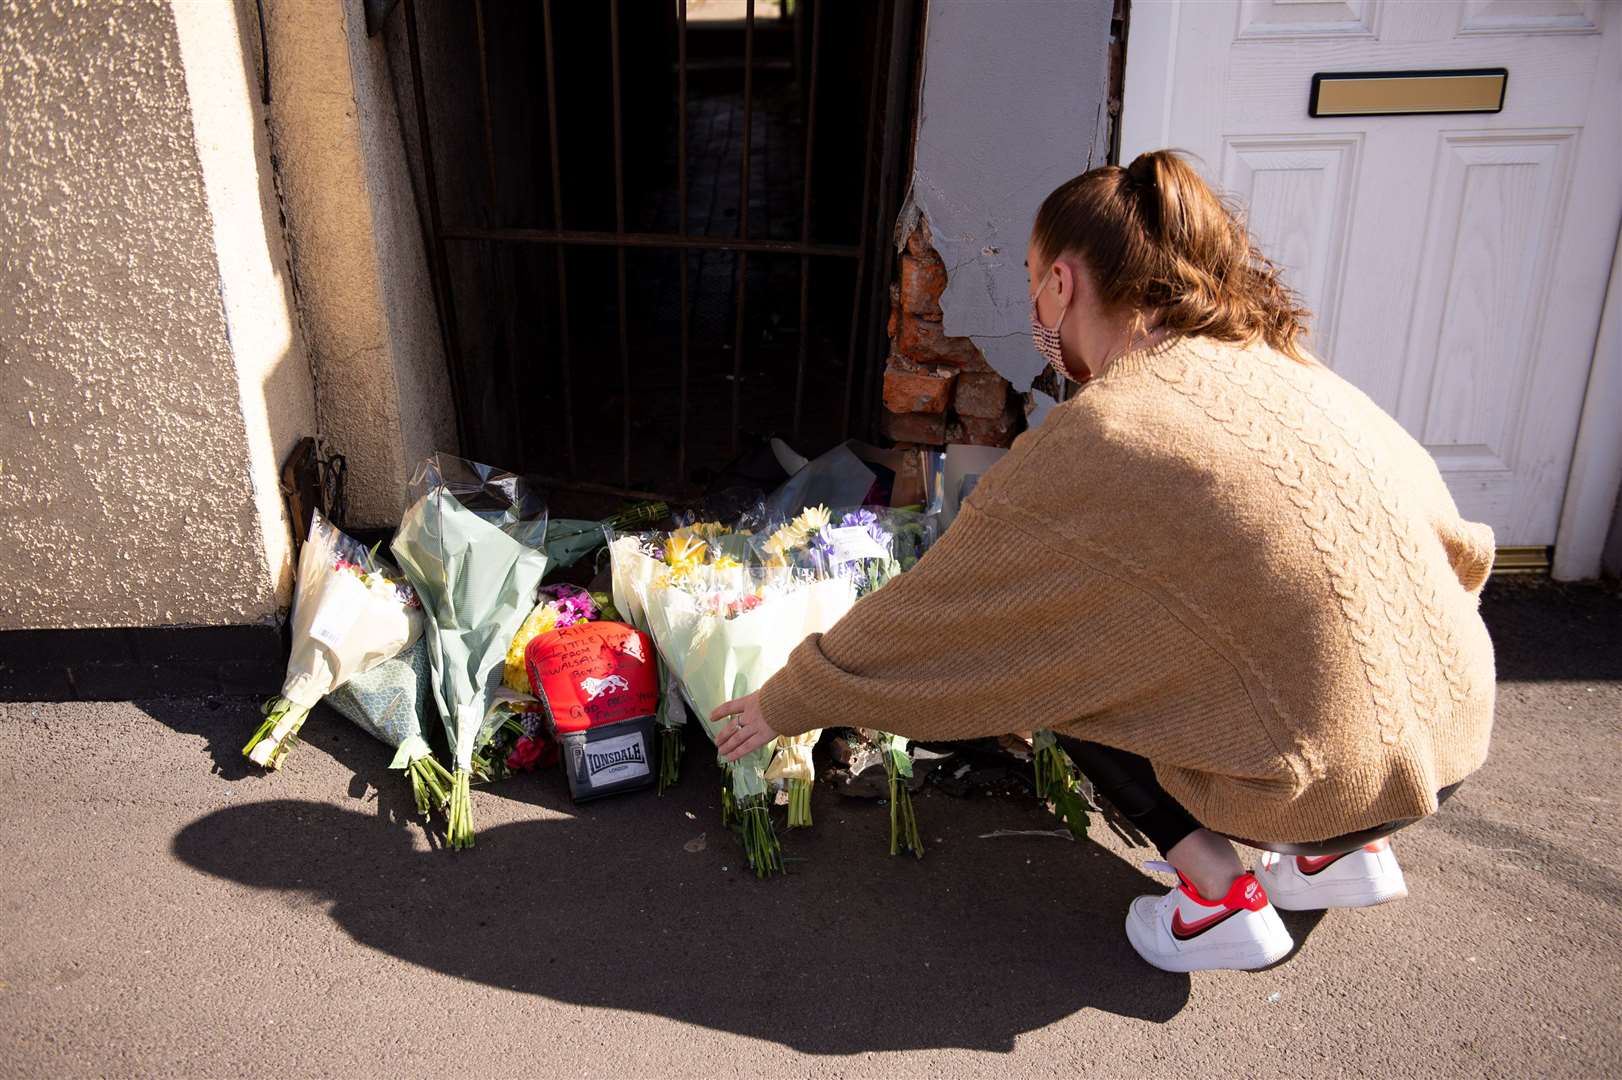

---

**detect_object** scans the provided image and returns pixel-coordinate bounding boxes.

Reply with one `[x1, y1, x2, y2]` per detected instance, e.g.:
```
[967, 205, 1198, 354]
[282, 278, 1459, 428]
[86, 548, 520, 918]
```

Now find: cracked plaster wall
[0, 0, 316, 629]
[905, 0, 1114, 398]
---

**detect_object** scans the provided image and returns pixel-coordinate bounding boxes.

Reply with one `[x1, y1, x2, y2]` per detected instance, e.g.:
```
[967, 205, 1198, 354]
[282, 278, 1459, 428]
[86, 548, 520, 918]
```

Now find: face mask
[1029, 265, 1071, 380]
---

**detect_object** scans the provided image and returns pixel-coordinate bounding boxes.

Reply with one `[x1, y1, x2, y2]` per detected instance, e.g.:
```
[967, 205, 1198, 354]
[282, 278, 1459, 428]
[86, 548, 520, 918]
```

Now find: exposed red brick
[881, 409, 947, 445]
[953, 371, 1012, 420]
[886, 285, 900, 339]
[896, 315, 990, 371]
[957, 407, 1020, 447]
[882, 357, 955, 415]
[900, 255, 946, 319]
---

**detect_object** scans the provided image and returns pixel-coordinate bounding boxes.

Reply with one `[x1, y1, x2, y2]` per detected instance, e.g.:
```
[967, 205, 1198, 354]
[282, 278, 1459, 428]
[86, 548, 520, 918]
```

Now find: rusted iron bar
[791, 0, 822, 441]
[730, 0, 755, 451]
[842, 1, 885, 440]
[677, 0, 691, 487]
[540, 0, 577, 474]
[440, 225, 859, 259]
[609, 0, 632, 490]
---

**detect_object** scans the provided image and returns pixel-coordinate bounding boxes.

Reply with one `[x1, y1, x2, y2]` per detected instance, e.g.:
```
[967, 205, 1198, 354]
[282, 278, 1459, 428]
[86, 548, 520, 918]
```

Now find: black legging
[1059, 737, 1460, 858]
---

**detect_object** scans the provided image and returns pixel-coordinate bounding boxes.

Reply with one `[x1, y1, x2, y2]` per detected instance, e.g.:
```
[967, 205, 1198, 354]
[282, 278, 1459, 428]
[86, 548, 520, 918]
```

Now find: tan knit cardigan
[760, 336, 1497, 843]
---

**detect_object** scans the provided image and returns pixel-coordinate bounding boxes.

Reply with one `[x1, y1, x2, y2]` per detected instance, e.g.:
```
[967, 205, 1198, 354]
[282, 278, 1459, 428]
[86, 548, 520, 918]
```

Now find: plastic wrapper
[325, 637, 457, 817]
[242, 509, 422, 770]
[390, 453, 550, 848]
[610, 519, 858, 875]
[763, 442, 877, 523]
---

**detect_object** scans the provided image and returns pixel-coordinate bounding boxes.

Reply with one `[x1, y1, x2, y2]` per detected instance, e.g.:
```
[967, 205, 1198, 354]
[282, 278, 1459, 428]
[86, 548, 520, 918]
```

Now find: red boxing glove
[525, 621, 659, 734]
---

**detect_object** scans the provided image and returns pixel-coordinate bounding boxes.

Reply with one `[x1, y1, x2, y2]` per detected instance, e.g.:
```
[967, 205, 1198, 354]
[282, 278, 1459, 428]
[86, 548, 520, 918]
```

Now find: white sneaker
[1125, 863, 1294, 973]
[1256, 840, 1409, 911]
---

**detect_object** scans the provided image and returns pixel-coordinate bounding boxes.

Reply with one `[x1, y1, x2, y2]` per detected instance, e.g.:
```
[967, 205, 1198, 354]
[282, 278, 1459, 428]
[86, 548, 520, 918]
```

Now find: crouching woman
[712, 150, 1496, 973]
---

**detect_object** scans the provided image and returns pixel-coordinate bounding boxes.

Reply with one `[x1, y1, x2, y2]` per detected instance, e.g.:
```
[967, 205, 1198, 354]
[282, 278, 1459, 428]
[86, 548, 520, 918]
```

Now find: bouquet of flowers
[609, 519, 754, 793]
[610, 508, 858, 876]
[477, 583, 619, 783]
[390, 454, 550, 850]
[778, 506, 937, 857]
[243, 509, 422, 770]
[325, 636, 457, 817]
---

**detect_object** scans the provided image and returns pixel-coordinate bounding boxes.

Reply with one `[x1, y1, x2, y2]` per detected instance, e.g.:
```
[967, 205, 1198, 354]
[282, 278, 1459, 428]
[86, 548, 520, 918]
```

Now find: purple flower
[539, 583, 598, 628]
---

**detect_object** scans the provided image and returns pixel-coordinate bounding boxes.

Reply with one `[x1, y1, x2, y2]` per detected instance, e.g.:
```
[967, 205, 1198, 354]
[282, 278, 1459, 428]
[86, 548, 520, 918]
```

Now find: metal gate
[384, 0, 924, 507]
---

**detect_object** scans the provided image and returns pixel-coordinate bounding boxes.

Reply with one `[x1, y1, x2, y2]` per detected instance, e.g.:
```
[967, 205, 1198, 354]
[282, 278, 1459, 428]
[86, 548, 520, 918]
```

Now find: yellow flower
[711, 554, 741, 571]
[665, 534, 708, 570]
[503, 602, 559, 692]
[765, 524, 803, 556]
[689, 521, 731, 541]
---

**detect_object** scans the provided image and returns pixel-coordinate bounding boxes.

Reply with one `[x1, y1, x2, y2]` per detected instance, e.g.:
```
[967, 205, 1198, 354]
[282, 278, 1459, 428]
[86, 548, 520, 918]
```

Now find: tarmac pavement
[1, 578, 1618, 1078]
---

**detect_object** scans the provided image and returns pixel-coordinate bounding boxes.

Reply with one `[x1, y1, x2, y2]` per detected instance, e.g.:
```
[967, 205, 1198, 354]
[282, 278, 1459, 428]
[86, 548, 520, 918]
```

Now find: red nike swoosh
[1171, 905, 1242, 941]
[1296, 852, 1352, 876]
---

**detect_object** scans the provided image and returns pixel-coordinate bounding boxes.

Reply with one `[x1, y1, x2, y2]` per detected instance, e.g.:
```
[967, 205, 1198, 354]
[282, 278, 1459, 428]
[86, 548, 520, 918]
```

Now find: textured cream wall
[0, 0, 315, 629]
[257, 0, 455, 527]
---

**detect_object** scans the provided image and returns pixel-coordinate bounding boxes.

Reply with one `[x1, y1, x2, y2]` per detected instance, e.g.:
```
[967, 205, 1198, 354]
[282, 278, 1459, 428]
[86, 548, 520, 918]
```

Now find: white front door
[1120, 0, 1622, 547]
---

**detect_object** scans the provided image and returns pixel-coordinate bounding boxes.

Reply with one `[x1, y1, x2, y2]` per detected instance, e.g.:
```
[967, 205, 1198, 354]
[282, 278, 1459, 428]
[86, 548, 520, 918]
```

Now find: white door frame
[1553, 217, 1622, 581]
[1119, 0, 1622, 580]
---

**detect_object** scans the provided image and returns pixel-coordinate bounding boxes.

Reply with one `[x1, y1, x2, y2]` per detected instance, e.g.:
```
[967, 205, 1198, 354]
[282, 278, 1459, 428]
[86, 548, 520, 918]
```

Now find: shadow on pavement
[171, 727, 1191, 1053]
[139, 695, 263, 781]
[1480, 578, 1622, 682]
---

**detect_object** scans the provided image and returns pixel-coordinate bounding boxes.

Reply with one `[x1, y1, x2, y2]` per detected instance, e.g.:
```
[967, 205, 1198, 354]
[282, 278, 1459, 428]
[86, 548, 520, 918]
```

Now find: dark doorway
[383, 0, 924, 514]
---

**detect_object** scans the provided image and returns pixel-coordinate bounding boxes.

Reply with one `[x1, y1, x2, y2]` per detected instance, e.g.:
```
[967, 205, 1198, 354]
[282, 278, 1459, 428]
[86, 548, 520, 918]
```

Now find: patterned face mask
[1030, 264, 1071, 380]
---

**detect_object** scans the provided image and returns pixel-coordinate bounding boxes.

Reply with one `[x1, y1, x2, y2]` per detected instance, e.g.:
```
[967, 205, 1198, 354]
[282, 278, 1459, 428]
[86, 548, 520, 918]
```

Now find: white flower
[793, 505, 831, 533]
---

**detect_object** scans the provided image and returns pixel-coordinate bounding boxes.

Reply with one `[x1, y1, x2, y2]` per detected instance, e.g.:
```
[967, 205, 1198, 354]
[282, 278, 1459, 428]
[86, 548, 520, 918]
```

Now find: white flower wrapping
[246, 512, 422, 768]
[608, 536, 856, 803]
[281, 523, 421, 709]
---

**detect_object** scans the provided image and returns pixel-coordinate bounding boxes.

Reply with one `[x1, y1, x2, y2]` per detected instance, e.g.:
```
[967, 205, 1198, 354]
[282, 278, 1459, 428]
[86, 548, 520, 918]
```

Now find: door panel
[1121, 0, 1622, 545]
[1219, 135, 1363, 360]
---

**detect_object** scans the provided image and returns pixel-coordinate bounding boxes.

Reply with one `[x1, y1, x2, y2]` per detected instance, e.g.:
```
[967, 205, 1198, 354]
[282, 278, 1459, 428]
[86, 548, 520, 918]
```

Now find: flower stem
[407, 755, 455, 818]
[883, 753, 924, 859]
[657, 724, 683, 794]
[242, 698, 311, 770]
[446, 767, 476, 849]
[735, 797, 783, 878]
[1033, 740, 1092, 840]
[786, 778, 812, 828]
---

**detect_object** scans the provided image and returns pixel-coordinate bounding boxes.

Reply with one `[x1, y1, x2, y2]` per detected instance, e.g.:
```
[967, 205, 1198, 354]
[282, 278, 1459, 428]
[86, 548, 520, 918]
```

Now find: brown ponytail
[1032, 149, 1311, 361]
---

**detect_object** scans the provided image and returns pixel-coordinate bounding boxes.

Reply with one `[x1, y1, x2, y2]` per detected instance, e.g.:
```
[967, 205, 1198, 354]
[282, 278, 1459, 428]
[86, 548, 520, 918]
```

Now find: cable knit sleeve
[756, 500, 1198, 743]
[1438, 517, 1496, 597]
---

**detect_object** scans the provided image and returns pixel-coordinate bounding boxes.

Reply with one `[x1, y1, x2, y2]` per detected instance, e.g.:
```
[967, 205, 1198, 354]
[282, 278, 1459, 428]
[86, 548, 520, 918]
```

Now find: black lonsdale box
[557, 714, 658, 802]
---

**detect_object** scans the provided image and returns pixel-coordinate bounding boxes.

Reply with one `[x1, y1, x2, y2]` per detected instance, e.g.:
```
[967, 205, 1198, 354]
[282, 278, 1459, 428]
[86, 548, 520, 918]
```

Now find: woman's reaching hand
[711, 692, 778, 762]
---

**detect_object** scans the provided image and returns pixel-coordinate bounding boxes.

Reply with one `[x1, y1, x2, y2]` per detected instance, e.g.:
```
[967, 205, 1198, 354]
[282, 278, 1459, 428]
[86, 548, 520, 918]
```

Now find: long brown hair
[1032, 150, 1310, 361]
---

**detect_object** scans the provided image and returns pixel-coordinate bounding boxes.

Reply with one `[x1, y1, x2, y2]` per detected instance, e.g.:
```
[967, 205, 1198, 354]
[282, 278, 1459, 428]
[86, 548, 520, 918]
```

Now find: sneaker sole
[1125, 913, 1295, 973]
[1267, 879, 1409, 911]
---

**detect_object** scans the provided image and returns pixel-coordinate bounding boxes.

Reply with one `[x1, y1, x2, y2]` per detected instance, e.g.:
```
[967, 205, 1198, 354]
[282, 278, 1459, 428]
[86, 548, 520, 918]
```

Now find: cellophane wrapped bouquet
[325, 636, 456, 818]
[244, 509, 423, 771]
[390, 454, 550, 850]
[794, 507, 938, 859]
[609, 519, 747, 795]
[609, 508, 859, 877]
